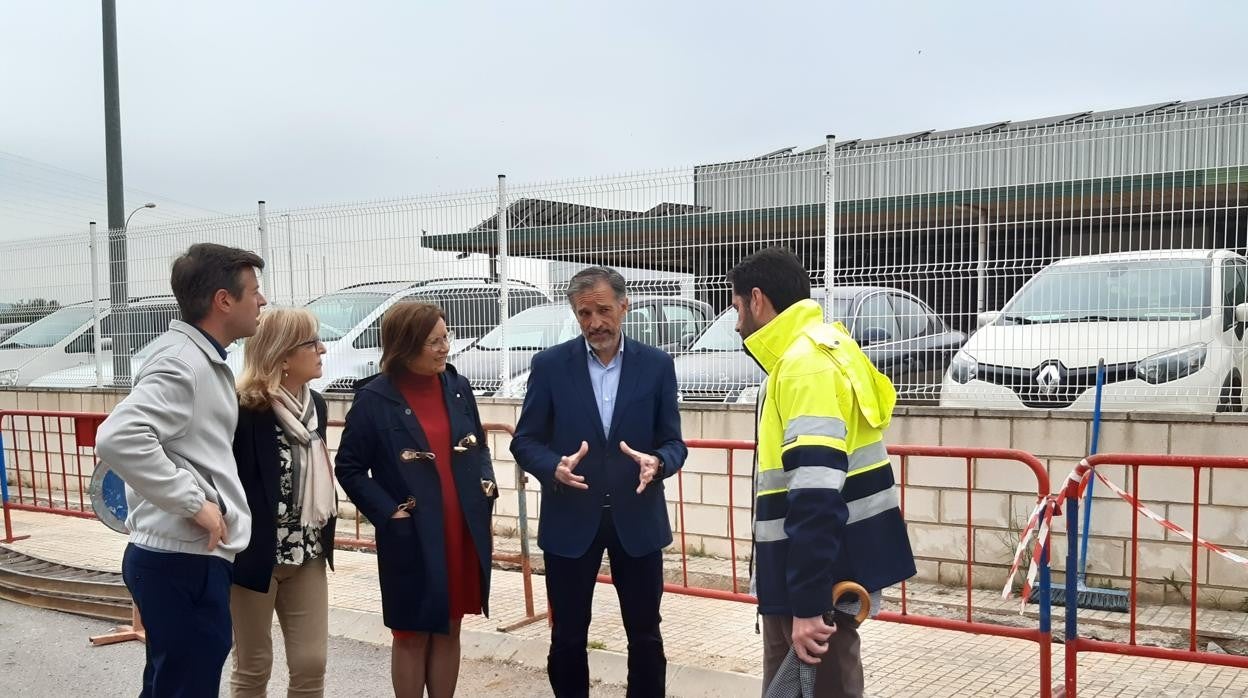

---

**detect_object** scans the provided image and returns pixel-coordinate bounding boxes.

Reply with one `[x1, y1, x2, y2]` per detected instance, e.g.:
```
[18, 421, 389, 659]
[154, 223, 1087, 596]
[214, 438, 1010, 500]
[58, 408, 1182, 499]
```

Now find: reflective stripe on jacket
[745, 299, 916, 618]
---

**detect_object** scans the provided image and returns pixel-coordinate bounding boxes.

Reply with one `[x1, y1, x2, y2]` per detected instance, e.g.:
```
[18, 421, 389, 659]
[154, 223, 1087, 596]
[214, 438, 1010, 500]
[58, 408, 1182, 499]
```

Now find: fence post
[89, 221, 105, 389]
[257, 201, 271, 300]
[0, 415, 29, 543]
[283, 214, 295, 306]
[1065, 485, 1080, 697]
[823, 134, 837, 319]
[496, 174, 510, 391]
[1039, 536, 1053, 695]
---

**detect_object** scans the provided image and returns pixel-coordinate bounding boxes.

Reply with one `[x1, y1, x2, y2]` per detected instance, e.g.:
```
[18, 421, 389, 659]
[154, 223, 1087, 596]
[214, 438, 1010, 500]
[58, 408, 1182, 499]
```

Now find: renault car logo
[1036, 364, 1062, 395]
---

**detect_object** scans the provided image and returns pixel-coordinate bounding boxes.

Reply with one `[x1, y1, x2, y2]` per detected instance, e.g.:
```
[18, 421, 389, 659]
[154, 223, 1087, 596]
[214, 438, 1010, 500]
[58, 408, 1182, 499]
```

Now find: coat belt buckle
[453, 433, 479, 453]
[400, 449, 436, 463]
[397, 496, 417, 512]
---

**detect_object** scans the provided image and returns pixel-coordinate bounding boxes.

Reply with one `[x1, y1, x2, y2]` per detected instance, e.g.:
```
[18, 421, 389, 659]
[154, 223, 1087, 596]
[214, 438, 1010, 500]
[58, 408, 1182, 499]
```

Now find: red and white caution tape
[1001, 495, 1059, 609]
[1066, 460, 1248, 568]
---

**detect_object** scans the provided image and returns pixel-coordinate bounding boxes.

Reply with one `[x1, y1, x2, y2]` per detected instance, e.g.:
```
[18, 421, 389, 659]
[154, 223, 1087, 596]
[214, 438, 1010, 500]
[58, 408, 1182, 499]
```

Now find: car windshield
[1003, 258, 1212, 323]
[0, 305, 95, 349]
[689, 298, 852, 352]
[474, 304, 580, 350]
[304, 292, 388, 341]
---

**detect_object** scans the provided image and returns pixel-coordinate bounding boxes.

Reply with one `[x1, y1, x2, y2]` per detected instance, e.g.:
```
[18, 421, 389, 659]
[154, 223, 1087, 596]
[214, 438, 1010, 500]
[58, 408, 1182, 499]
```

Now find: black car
[674, 287, 966, 404]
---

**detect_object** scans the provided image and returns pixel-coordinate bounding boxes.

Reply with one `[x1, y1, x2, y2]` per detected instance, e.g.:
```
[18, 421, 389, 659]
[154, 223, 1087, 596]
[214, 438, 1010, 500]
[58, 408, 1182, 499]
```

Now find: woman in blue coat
[334, 302, 497, 698]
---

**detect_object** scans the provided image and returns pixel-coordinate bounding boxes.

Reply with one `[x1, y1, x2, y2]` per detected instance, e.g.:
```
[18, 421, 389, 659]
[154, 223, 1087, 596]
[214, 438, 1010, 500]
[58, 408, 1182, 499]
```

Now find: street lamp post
[110, 202, 156, 386]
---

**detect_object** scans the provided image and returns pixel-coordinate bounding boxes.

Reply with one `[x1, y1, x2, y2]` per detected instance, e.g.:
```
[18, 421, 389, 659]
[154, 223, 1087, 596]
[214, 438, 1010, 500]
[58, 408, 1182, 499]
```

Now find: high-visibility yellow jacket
[745, 299, 916, 617]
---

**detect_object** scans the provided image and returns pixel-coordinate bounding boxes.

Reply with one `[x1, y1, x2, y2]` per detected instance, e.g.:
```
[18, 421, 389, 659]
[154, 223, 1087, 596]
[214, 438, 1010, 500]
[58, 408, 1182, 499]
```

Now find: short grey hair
[565, 266, 627, 304]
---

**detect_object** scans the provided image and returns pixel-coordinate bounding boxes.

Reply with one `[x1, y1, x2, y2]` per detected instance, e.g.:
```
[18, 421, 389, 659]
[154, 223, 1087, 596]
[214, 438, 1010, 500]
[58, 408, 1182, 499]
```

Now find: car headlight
[1136, 344, 1207, 385]
[949, 351, 978, 384]
[0, 369, 18, 387]
[498, 372, 530, 399]
[732, 385, 761, 404]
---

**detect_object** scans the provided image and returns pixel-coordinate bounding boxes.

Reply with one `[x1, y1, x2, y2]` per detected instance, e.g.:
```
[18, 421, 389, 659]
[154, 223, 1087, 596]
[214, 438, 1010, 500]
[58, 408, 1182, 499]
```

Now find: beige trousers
[229, 557, 329, 698]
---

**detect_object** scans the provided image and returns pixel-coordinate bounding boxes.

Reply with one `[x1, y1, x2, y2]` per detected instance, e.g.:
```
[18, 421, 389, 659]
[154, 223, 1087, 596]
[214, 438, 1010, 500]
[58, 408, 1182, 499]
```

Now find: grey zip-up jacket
[96, 320, 251, 561]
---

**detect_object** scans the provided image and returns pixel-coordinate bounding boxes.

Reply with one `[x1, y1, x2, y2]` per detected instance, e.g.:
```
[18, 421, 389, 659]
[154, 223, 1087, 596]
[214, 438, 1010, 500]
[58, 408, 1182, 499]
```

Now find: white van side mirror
[976, 311, 1001, 329]
[1235, 303, 1248, 325]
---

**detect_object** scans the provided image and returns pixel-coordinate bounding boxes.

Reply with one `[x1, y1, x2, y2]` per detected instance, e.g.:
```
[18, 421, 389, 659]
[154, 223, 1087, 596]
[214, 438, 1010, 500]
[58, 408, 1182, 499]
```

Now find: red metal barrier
[0, 410, 547, 632]
[590, 438, 1055, 697]
[0, 410, 105, 542]
[3, 407, 1062, 695]
[1062, 453, 1248, 697]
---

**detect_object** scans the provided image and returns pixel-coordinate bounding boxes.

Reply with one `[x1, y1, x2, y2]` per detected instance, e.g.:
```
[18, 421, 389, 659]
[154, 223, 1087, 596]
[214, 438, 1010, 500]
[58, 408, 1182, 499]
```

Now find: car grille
[324, 378, 358, 393]
[977, 361, 1136, 408]
[679, 390, 733, 403]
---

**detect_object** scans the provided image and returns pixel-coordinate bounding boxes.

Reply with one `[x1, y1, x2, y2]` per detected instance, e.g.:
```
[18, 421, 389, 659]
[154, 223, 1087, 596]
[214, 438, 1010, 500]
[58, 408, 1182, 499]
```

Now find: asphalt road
[0, 599, 625, 696]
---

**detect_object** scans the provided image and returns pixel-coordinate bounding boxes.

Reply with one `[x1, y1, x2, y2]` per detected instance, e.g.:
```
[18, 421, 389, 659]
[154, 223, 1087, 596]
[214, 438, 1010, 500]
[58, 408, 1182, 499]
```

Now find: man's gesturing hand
[619, 441, 661, 494]
[193, 500, 228, 551]
[555, 441, 590, 490]
[791, 615, 835, 664]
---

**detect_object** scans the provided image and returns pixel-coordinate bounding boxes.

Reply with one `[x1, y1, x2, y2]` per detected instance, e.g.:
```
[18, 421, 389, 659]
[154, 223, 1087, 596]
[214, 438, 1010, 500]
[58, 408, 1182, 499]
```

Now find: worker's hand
[791, 615, 835, 664]
[555, 441, 590, 490]
[619, 441, 660, 494]
[192, 500, 228, 551]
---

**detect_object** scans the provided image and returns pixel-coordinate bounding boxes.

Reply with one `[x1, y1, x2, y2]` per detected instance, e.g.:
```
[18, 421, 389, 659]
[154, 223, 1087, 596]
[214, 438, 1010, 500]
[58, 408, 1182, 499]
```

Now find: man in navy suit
[511, 266, 688, 698]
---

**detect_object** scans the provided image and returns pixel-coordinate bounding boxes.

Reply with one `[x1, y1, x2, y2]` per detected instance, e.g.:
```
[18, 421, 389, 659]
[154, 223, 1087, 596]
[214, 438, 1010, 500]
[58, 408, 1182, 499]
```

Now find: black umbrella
[764, 581, 871, 698]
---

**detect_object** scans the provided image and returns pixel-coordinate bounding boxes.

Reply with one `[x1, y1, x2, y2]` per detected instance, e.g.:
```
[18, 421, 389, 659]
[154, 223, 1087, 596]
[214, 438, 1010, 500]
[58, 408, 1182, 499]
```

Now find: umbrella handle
[832, 581, 871, 625]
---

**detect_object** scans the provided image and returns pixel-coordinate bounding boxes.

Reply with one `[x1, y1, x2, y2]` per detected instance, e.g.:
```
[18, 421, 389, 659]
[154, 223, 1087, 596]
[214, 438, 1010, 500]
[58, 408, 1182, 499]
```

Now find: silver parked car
[460, 295, 714, 397]
[674, 287, 966, 404]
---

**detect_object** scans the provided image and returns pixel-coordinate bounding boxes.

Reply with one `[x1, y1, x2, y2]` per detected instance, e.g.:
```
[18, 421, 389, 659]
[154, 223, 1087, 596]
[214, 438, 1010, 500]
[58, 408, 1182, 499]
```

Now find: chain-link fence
[3, 95, 1247, 413]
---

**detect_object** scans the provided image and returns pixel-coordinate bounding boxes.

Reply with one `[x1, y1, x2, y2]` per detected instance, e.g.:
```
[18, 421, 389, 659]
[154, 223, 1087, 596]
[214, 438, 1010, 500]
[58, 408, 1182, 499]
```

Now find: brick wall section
[4, 388, 1248, 609]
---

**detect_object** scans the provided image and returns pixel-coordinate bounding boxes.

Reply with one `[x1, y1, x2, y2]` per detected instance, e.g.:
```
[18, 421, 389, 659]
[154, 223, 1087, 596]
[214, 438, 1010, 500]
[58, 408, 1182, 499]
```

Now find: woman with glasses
[335, 301, 497, 698]
[230, 307, 338, 697]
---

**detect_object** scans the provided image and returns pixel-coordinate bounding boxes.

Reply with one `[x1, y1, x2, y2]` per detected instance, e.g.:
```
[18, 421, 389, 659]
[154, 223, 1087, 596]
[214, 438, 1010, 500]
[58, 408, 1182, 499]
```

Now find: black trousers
[544, 508, 666, 698]
[121, 544, 234, 698]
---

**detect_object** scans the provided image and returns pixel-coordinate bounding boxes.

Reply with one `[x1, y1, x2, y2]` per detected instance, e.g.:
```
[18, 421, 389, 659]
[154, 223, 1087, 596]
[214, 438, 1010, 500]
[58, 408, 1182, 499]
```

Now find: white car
[941, 249, 1248, 413]
[226, 278, 550, 392]
[0, 297, 179, 388]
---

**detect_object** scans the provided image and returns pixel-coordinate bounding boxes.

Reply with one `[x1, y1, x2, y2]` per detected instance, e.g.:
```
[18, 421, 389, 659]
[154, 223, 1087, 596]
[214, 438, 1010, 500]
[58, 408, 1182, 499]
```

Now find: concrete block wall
[5, 388, 1248, 609]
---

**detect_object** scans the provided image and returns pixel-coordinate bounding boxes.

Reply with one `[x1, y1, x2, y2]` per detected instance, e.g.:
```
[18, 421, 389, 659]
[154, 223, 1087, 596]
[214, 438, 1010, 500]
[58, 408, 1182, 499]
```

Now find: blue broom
[1030, 359, 1129, 612]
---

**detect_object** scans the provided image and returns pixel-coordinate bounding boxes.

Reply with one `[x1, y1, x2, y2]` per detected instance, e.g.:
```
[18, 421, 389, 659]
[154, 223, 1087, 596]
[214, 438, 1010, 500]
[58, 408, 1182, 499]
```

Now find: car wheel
[1216, 375, 1243, 413]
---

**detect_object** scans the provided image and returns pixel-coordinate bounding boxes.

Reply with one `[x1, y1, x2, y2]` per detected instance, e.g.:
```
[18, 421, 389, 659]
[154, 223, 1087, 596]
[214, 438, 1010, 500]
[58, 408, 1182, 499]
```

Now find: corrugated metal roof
[1162, 94, 1248, 112]
[853, 130, 933, 148]
[796, 94, 1248, 153]
[925, 121, 1008, 140]
[1071, 101, 1179, 123]
[996, 111, 1088, 132]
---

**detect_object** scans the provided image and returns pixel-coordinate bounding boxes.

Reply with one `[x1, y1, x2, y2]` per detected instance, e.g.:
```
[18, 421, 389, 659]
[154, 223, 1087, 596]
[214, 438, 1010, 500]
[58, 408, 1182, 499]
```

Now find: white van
[941, 250, 1248, 413]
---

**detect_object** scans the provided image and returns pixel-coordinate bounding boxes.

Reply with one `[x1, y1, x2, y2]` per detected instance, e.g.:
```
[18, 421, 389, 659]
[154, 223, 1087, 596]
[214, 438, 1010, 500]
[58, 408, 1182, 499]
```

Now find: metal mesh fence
[3, 97, 1247, 413]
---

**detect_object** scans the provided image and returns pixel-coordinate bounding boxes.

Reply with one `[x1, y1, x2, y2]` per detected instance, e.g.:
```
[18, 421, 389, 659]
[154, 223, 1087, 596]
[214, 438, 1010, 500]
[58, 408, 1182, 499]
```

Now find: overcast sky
[2, 0, 1246, 243]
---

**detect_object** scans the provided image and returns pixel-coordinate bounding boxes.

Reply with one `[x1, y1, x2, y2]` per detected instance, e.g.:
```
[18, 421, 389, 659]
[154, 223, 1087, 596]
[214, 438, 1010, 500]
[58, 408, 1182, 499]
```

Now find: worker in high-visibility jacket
[729, 247, 916, 698]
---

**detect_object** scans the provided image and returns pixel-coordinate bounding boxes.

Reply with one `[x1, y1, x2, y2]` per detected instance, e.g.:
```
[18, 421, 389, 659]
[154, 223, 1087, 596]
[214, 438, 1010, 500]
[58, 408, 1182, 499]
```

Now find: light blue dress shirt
[586, 336, 624, 436]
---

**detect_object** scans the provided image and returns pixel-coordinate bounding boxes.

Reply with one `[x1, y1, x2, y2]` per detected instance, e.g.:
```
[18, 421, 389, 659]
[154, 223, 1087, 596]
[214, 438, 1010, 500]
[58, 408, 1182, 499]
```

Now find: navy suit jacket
[510, 337, 687, 559]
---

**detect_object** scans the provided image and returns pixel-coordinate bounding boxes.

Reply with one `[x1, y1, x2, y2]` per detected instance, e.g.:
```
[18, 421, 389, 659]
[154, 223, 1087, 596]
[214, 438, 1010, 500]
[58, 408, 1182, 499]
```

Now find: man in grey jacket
[96, 243, 266, 697]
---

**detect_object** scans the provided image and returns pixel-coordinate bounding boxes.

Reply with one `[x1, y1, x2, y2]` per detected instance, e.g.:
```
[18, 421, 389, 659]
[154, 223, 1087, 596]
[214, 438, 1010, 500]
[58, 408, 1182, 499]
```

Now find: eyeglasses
[290, 338, 325, 352]
[425, 331, 455, 349]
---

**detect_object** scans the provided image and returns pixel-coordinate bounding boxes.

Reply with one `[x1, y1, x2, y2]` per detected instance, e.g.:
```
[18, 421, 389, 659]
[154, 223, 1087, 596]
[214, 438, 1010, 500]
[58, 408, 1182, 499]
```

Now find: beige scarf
[271, 385, 337, 528]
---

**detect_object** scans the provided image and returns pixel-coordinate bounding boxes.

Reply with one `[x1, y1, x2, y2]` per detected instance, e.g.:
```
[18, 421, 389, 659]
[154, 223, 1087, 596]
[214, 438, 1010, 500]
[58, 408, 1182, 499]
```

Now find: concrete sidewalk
[6, 509, 1248, 696]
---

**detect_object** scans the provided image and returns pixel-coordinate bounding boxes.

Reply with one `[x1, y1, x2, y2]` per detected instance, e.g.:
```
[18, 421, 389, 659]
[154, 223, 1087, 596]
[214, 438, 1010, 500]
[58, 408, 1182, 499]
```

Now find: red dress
[396, 371, 482, 619]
